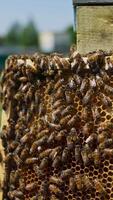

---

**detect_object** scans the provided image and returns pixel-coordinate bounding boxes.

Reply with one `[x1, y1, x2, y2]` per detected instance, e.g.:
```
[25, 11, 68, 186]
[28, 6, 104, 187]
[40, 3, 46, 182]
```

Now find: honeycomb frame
[1, 51, 113, 199]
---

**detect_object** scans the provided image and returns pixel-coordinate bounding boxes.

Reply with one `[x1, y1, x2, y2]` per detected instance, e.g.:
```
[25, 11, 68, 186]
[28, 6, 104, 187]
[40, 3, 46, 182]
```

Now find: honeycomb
[1, 51, 113, 199]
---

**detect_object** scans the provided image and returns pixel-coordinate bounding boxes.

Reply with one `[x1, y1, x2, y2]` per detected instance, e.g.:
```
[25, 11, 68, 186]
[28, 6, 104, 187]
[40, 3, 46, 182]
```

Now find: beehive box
[1, 51, 113, 199]
[73, 0, 113, 54]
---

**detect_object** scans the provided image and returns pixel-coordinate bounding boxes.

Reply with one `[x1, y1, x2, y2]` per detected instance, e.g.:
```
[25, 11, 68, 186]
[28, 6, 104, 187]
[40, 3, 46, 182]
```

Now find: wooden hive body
[73, 0, 113, 54]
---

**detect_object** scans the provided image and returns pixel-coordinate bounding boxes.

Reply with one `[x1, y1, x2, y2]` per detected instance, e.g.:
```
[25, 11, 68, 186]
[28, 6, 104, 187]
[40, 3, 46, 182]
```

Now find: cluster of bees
[1, 50, 113, 199]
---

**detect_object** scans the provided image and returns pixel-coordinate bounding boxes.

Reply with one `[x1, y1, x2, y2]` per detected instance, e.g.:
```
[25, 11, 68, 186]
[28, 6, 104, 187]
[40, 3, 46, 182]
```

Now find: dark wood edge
[73, 0, 113, 6]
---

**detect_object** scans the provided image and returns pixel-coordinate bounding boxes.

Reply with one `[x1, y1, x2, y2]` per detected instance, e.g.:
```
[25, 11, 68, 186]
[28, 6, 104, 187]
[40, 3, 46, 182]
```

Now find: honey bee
[17, 58, 24, 66]
[26, 59, 37, 73]
[8, 190, 24, 199]
[92, 149, 101, 166]
[99, 138, 113, 150]
[60, 114, 71, 126]
[85, 133, 97, 148]
[37, 194, 46, 200]
[75, 174, 83, 190]
[19, 178, 25, 192]
[92, 106, 100, 121]
[9, 171, 16, 184]
[55, 129, 66, 142]
[39, 157, 49, 170]
[4, 152, 13, 165]
[52, 106, 64, 122]
[82, 175, 93, 191]
[31, 195, 38, 200]
[69, 177, 76, 192]
[49, 184, 62, 197]
[34, 90, 40, 105]
[51, 195, 59, 200]
[67, 128, 78, 149]
[52, 99, 63, 109]
[94, 179, 107, 197]
[97, 131, 109, 144]
[13, 154, 23, 167]
[100, 70, 109, 82]
[25, 87, 34, 102]
[14, 169, 22, 183]
[61, 57, 70, 70]
[100, 93, 112, 107]
[33, 164, 44, 178]
[62, 147, 70, 163]
[8, 79, 15, 88]
[81, 145, 91, 166]
[30, 136, 48, 154]
[67, 114, 80, 127]
[21, 82, 31, 93]
[46, 82, 54, 94]
[19, 76, 28, 82]
[4, 70, 13, 79]
[81, 107, 91, 121]
[51, 112, 60, 124]
[61, 169, 72, 180]
[25, 182, 37, 191]
[14, 143, 24, 155]
[65, 91, 73, 104]
[49, 146, 62, 160]
[52, 155, 61, 168]
[66, 135, 77, 150]
[80, 78, 89, 95]
[107, 122, 113, 130]
[20, 147, 29, 161]
[82, 89, 93, 105]
[47, 122, 61, 131]
[82, 122, 93, 137]
[7, 141, 19, 152]
[70, 127, 78, 135]
[25, 157, 38, 164]
[36, 129, 49, 140]
[61, 105, 74, 117]
[20, 131, 32, 144]
[104, 84, 113, 94]
[14, 92, 23, 101]
[103, 148, 113, 157]
[96, 75, 104, 88]
[39, 149, 52, 159]
[68, 78, 76, 90]
[47, 132, 56, 145]
[49, 176, 63, 186]
[39, 103, 46, 116]
[89, 76, 96, 88]
[9, 184, 15, 191]
[55, 87, 65, 100]
[75, 145, 82, 163]
[40, 181, 49, 198]
[74, 74, 82, 85]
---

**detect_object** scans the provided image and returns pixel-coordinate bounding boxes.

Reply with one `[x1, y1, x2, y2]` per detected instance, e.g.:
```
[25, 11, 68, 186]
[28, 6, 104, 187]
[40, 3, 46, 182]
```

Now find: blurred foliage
[20, 21, 39, 47]
[5, 22, 22, 45]
[66, 25, 76, 44]
[0, 36, 5, 46]
[0, 22, 76, 47]
[2, 20, 39, 47]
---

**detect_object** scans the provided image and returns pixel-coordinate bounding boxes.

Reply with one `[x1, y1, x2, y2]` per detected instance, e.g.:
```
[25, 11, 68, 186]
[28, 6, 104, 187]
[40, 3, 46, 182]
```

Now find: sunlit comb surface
[1, 50, 113, 200]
